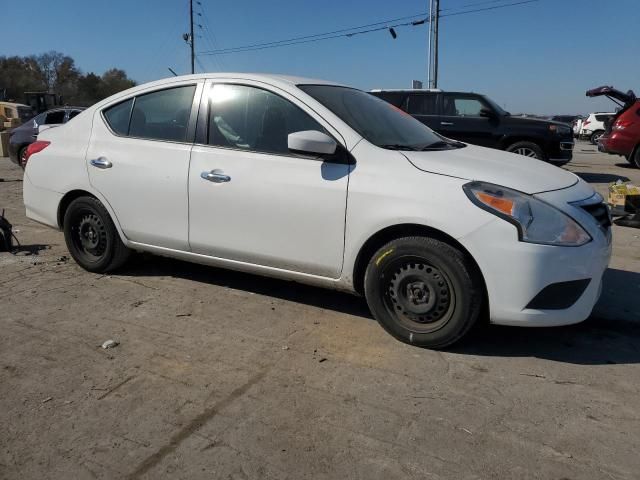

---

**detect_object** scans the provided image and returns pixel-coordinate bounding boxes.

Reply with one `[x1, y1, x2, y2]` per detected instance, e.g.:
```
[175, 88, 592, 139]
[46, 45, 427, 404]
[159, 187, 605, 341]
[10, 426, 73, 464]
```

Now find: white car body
[23, 73, 611, 329]
[580, 112, 615, 139]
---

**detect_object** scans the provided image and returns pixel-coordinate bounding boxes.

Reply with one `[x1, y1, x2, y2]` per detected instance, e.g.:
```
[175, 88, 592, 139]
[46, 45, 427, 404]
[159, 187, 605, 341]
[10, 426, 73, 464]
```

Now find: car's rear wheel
[364, 237, 483, 349]
[18, 146, 28, 169]
[63, 196, 131, 273]
[632, 146, 640, 169]
[506, 141, 545, 160]
[590, 130, 604, 145]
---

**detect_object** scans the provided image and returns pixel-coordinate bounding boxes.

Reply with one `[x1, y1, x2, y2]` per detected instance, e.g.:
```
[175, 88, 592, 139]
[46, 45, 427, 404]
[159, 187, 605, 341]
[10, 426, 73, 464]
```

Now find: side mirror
[288, 130, 337, 156]
[479, 108, 496, 119]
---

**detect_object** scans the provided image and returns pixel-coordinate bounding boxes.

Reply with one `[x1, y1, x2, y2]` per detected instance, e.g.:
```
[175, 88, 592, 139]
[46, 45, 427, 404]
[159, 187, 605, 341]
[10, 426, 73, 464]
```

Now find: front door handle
[90, 157, 112, 169]
[201, 169, 231, 183]
[440, 122, 454, 126]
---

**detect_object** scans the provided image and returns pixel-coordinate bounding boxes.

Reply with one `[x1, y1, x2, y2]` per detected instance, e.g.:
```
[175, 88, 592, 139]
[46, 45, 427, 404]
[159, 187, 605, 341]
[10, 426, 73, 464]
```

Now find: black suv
[370, 89, 574, 164]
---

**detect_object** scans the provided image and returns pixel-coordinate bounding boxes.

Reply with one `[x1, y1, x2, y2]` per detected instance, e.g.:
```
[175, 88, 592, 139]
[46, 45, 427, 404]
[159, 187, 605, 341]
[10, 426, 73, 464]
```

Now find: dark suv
[370, 89, 574, 165]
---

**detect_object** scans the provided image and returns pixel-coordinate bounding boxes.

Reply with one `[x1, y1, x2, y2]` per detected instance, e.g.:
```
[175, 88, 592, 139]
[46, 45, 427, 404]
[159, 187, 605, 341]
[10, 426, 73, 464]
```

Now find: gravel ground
[1, 142, 639, 479]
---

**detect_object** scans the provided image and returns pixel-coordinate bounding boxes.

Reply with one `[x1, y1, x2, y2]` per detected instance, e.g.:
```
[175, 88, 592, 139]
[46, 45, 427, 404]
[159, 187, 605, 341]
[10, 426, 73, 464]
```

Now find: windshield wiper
[420, 140, 465, 151]
[380, 144, 419, 151]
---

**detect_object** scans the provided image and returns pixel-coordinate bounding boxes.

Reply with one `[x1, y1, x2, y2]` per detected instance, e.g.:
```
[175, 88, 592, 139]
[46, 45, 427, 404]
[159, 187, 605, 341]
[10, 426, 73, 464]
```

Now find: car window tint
[443, 96, 485, 117]
[207, 84, 327, 155]
[407, 94, 438, 115]
[129, 86, 196, 142]
[103, 98, 134, 135]
[43, 110, 66, 125]
[595, 114, 611, 122]
[68, 110, 82, 120]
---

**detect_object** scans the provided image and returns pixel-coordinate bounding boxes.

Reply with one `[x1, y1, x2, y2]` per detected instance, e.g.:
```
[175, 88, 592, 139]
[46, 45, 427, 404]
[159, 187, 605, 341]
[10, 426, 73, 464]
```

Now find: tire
[505, 141, 545, 160]
[63, 196, 131, 273]
[363, 236, 483, 349]
[590, 130, 604, 145]
[632, 146, 640, 169]
[18, 146, 28, 169]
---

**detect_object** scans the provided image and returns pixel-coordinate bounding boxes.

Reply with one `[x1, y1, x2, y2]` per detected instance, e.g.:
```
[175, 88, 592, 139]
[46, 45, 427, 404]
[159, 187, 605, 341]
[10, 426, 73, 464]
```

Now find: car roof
[0, 101, 30, 108]
[142, 73, 342, 89]
[370, 88, 443, 93]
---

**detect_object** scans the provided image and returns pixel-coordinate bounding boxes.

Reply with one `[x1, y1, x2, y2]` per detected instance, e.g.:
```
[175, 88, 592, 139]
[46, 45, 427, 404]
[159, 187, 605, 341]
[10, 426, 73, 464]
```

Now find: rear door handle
[201, 169, 231, 183]
[440, 122, 454, 126]
[90, 157, 112, 169]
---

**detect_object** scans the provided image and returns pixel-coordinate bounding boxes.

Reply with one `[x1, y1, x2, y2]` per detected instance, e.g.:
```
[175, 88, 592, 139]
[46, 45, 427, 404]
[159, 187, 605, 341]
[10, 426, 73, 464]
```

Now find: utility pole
[189, 0, 195, 74]
[427, 0, 432, 88]
[433, 0, 439, 88]
[427, 0, 440, 89]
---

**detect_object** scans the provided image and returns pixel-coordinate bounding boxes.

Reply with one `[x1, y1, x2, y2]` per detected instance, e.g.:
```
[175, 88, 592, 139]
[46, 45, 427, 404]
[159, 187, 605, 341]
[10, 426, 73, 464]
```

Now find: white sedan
[22, 74, 612, 348]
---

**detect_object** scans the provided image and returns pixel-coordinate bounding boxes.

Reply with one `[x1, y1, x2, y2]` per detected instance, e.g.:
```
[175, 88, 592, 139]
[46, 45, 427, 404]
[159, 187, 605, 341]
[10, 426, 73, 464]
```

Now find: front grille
[581, 202, 612, 230]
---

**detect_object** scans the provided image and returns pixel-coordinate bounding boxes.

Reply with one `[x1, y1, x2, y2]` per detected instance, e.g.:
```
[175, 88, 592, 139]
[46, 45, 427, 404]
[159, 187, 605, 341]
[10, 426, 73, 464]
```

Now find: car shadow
[452, 268, 640, 365]
[12, 244, 50, 256]
[574, 172, 630, 183]
[615, 163, 635, 169]
[120, 254, 373, 320]
[119, 257, 639, 364]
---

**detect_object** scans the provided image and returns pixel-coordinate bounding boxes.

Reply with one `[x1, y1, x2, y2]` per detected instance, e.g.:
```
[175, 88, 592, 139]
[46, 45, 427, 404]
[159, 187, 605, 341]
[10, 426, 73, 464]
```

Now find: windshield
[298, 85, 446, 150]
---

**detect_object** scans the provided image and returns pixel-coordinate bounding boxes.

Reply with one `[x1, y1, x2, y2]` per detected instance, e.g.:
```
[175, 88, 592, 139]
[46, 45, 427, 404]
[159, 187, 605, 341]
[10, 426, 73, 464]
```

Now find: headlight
[549, 124, 571, 136]
[463, 182, 591, 246]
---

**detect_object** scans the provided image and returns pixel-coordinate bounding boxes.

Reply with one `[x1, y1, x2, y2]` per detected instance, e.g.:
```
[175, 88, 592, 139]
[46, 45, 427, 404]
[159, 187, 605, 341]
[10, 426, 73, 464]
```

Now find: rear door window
[129, 86, 196, 142]
[407, 94, 438, 115]
[68, 110, 82, 121]
[442, 95, 486, 117]
[103, 98, 134, 135]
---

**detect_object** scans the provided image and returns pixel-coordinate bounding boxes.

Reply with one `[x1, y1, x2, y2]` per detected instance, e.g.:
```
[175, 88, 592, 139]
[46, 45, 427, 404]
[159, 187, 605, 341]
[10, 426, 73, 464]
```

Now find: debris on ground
[281, 345, 289, 350]
[41, 397, 52, 404]
[318, 358, 327, 363]
[175, 313, 191, 317]
[101, 340, 119, 349]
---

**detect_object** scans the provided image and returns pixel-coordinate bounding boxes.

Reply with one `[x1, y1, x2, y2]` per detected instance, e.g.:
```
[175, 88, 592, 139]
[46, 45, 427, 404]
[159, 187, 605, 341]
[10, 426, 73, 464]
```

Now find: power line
[198, 0, 539, 56]
[198, 13, 427, 55]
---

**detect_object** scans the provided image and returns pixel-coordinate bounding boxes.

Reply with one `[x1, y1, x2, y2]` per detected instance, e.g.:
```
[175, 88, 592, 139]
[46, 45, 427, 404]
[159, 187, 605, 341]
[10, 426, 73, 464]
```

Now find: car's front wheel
[506, 141, 545, 160]
[63, 196, 131, 273]
[364, 237, 483, 349]
[631, 146, 640, 169]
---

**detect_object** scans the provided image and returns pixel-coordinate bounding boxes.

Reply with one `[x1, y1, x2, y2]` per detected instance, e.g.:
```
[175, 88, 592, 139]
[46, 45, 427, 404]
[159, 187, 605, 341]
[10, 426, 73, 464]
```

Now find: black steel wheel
[384, 257, 455, 334]
[364, 236, 483, 348]
[63, 196, 131, 272]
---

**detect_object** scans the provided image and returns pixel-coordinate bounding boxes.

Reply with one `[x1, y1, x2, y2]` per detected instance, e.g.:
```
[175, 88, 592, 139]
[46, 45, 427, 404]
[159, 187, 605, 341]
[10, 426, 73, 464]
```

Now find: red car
[587, 86, 640, 167]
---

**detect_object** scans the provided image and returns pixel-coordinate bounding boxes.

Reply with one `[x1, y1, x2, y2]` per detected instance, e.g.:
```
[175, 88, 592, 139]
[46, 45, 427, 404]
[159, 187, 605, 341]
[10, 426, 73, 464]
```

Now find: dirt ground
[1, 142, 639, 480]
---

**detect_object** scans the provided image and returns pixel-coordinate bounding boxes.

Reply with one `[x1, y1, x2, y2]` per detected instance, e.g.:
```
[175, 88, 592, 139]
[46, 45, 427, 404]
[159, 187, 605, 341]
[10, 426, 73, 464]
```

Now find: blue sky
[2, 0, 637, 114]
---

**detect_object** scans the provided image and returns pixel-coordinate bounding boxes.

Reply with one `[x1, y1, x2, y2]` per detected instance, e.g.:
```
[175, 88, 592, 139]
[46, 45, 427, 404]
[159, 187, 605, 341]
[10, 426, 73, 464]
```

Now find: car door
[405, 92, 440, 131]
[438, 94, 496, 146]
[86, 81, 203, 250]
[188, 81, 350, 278]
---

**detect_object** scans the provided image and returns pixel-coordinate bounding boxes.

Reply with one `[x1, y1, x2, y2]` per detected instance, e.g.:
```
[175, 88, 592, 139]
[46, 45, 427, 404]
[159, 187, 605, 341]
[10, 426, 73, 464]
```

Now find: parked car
[550, 115, 580, 125]
[586, 86, 640, 167]
[579, 112, 615, 144]
[23, 74, 612, 348]
[573, 117, 584, 138]
[0, 101, 33, 127]
[370, 89, 574, 165]
[8, 107, 84, 167]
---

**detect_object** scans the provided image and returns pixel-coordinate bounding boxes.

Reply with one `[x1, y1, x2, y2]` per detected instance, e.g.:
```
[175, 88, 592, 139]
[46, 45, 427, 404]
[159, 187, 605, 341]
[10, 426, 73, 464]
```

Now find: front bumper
[459, 185, 611, 327]
[548, 140, 574, 164]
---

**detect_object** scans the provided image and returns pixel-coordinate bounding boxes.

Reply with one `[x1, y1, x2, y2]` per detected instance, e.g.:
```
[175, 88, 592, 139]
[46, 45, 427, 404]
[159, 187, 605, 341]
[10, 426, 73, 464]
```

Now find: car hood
[402, 144, 578, 194]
